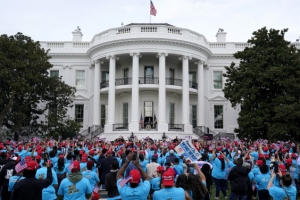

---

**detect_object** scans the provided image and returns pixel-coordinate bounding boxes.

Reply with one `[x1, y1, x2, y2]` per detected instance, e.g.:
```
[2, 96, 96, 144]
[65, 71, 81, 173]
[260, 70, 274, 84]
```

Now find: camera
[132, 151, 137, 160]
[270, 162, 279, 173]
[187, 163, 195, 167]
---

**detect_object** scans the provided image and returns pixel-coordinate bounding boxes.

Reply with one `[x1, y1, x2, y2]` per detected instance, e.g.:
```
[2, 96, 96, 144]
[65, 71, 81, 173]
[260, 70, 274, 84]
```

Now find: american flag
[118, 175, 133, 188]
[68, 160, 74, 172]
[150, 0, 157, 16]
[15, 160, 27, 173]
[140, 113, 144, 128]
[93, 186, 99, 193]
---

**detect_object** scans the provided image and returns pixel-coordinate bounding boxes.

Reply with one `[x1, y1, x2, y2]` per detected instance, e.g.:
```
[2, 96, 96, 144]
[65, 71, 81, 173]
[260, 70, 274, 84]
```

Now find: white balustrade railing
[209, 43, 226, 49]
[141, 26, 157, 32]
[47, 42, 64, 48]
[117, 27, 131, 34]
[168, 28, 181, 35]
[73, 42, 90, 48]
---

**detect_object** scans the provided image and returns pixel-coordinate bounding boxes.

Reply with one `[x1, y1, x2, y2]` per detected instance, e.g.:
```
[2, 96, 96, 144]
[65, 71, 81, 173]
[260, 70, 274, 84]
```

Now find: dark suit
[98, 156, 118, 186]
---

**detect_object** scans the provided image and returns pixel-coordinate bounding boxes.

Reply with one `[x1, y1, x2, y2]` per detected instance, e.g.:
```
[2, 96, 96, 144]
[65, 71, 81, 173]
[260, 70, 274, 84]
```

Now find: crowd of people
[0, 136, 298, 200]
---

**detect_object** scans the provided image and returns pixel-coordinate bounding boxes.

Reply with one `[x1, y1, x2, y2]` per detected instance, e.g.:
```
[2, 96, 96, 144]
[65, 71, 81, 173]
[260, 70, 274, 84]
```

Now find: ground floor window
[189, 105, 197, 128]
[214, 105, 223, 129]
[123, 103, 128, 124]
[169, 103, 175, 124]
[101, 105, 108, 127]
[75, 104, 84, 127]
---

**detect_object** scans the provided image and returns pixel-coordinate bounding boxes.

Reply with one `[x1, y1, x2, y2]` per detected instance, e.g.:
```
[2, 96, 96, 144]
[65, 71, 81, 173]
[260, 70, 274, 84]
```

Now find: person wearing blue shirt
[82, 160, 100, 191]
[153, 168, 185, 200]
[267, 171, 296, 200]
[139, 152, 149, 172]
[173, 158, 184, 175]
[58, 160, 92, 200]
[8, 173, 24, 193]
[116, 151, 150, 200]
[36, 162, 58, 200]
[255, 165, 270, 200]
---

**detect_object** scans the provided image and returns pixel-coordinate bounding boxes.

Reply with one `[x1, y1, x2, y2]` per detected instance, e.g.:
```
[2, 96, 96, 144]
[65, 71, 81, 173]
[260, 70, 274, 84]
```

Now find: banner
[175, 139, 201, 163]
[204, 134, 213, 141]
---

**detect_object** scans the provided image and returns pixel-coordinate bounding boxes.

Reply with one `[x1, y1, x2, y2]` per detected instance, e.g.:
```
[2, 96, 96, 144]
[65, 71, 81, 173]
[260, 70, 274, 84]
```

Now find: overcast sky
[1, 0, 299, 43]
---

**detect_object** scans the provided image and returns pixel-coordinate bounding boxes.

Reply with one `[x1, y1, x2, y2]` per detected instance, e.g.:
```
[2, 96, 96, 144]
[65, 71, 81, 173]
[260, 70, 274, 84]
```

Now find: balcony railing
[168, 124, 184, 131]
[113, 123, 129, 131]
[189, 81, 198, 89]
[100, 81, 109, 89]
[139, 77, 159, 84]
[115, 78, 132, 86]
[166, 78, 182, 86]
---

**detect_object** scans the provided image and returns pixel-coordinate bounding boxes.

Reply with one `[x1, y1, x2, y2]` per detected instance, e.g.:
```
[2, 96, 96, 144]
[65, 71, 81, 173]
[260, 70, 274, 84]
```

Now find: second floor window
[213, 71, 223, 89]
[76, 70, 85, 89]
[75, 104, 84, 127]
[50, 70, 59, 78]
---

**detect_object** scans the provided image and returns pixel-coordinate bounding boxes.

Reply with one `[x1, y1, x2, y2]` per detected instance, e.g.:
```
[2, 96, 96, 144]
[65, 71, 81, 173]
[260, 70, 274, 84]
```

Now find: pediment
[209, 95, 227, 101]
[74, 94, 89, 100]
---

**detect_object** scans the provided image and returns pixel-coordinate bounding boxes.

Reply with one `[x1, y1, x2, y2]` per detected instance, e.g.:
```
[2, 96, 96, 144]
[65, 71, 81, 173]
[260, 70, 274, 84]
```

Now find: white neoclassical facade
[39, 23, 255, 140]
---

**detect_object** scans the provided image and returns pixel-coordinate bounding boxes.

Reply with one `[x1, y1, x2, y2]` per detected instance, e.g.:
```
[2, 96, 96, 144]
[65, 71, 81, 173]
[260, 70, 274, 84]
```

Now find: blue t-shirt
[58, 177, 92, 200]
[212, 158, 229, 179]
[80, 162, 87, 172]
[173, 165, 184, 175]
[153, 187, 185, 200]
[15, 150, 27, 160]
[250, 152, 258, 161]
[269, 185, 297, 200]
[36, 167, 58, 200]
[150, 177, 161, 191]
[117, 178, 150, 200]
[139, 160, 149, 172]
[82, 170, 100, 191]
[255, 173, 270, 190]
[8, 175, 25, 192]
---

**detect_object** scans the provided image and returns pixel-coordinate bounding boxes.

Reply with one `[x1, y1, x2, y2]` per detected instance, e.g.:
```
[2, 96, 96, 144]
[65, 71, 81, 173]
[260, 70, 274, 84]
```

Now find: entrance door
[169, 68, 175, 85]
[144, 101, 153, 127]
[144, 66, 154, 84]
[124, 68, 129, 85]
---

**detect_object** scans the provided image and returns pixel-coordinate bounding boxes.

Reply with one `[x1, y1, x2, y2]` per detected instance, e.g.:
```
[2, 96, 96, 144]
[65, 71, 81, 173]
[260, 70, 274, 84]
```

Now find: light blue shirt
[36, 167, 58, 200]
[8, 175, 24, 192]
[82, 170, 100, 191]
[255, 173, 270, 190]
[150, 177, 161, 191]
[153, 187, 185, 200]
[212, 158, 229, 179]
[117, 178, 150, 200]
[269, 185, 296, 200]
[58, 177, 92, 200]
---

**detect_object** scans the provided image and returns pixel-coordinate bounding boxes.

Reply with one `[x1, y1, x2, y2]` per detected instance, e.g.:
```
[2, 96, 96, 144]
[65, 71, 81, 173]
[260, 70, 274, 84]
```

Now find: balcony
[168, 123, 184, 131]
[166, 78, 182, 86]
[113, 123, 128, 131]
[116, 78, 132, 86]
[189, 81, 198, 89]
[139, 77, 159, 84]
[100, 81, 109, 89]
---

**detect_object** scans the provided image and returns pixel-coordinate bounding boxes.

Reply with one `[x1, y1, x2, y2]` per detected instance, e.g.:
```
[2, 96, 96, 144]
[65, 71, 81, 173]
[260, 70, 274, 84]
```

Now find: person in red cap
[116, 151, 150, 200]
[58, 160, 92, 200]
[10, 160, 53, 200]
[153, 168, 185, 200]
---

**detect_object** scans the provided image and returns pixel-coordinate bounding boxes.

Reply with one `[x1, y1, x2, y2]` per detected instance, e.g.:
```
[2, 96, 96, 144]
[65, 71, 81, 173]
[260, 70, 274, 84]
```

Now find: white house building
[39, 23, 254, 140]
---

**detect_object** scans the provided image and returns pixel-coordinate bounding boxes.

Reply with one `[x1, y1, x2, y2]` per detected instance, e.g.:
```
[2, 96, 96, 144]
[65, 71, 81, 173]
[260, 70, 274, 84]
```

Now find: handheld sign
[175, 139, 201, 163]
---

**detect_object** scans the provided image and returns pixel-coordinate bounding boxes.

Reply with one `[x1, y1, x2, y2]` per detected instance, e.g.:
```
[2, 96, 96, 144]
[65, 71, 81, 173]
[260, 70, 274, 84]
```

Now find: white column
[129, 52, 140, 131]
[105, 55, 116, 131]
[197, 60, 205, 127]
[93, 60, 101, 125]
[182, 56, 193, 132]
[158, 52, 168, 131]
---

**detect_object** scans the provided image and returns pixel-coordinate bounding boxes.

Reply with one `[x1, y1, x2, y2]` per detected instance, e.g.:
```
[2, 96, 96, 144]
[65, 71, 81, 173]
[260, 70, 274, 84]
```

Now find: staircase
[78, 125, 104, 139]
[193, 126, 235, 140]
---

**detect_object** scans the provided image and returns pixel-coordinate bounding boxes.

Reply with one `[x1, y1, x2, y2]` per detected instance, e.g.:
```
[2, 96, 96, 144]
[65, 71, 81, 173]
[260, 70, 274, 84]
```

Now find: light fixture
[130, 132, 134, 141]
[162, 132, 166, 141]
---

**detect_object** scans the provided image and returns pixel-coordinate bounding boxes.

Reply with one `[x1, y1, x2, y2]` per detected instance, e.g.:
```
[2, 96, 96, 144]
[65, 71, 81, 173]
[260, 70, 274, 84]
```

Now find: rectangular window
[144, 101, 153, 117]
[102, 71, 109, 82]
[76, 70, 85, 89]
[101, 105, 108, 127]
[214, 105, 223, 129]
[123, 103, 128, 124]
[75, 104, 84, 127]
[169, 69, 175, 85]
[189, 105, 197, 128]
[213, 71, 223, 89]
[169, 103, 175, 124]
[50, 70, 59, 78]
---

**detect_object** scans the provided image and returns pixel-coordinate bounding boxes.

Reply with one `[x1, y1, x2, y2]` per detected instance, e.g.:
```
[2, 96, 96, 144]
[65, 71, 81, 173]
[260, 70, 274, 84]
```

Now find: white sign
[175, 139, 201, 163]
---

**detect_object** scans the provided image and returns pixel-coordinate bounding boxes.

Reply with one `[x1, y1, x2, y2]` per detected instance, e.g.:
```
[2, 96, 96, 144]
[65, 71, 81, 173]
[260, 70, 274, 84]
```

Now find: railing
[140, 125, 158, 131]
[73, 42, 90, 48]
[117, 28, 131, 34]
[139, 77, 159, 84]
[100, 81, 109, 89]
[189, 81, 198, 89]
[141, 27, 157, 32]
[168, 124, 184, 131]
[47, 42, 64, 48]
[115, 78, 132, 86]
[219, 132, 235, 140]
[168, 28, 181, 35]
[193, 126, 205, 137]
[79, 128, 89, 137]
[92, 126, 104, 136]
[209, 43, 226, 49]
[166, 78, 182, 86]
[113, 123, 129, 131]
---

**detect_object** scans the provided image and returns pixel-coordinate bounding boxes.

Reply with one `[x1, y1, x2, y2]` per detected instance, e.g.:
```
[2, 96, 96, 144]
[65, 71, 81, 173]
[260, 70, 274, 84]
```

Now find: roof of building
[125, 23, 174, 27]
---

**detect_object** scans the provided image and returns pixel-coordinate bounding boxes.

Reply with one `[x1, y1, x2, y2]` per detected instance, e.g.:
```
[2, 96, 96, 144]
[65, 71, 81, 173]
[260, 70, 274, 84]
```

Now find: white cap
[169, 150, 174, 154]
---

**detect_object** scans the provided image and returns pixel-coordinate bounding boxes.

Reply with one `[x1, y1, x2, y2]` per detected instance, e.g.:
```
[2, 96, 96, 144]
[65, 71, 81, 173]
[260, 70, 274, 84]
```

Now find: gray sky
[1, 0, 299, 43]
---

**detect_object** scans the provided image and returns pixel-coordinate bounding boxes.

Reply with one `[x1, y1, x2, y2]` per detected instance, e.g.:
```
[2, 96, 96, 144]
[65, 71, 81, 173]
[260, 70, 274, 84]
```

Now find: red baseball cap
[218, 154, 224, 159]
[286, 158, 292, 166]
[264, 154, 269, 159]
[25, 156, 32, 162]
[18, 145, 23, 151]
[279, 164, 287, 175]
[26, 161, 38, 170]
[71, 161, 80, 172]
[256, 160, 263, 167]
[258, 154, 264, 158]
[156, 166, 165, 173]
[89, 150, 94, 155]
[106, 150, 113, 155]
[217, 146, 223, 151]
[81, 154, 88, 162]
[79, 150, 84, 155]
[291, 153, 297, 158]
[162, 168, 175, 186]
[263, 147, 269, 152]
[129, 169, 141, 184]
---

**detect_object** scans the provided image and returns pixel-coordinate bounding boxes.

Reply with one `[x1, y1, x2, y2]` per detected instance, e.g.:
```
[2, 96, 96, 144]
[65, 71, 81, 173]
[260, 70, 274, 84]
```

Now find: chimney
[216, 28, 226, 42]
[72, 26, 83, 42]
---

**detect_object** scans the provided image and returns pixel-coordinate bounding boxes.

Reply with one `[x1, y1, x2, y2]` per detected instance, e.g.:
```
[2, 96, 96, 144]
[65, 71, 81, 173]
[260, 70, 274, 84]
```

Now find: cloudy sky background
[1, 0, 299, 43]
